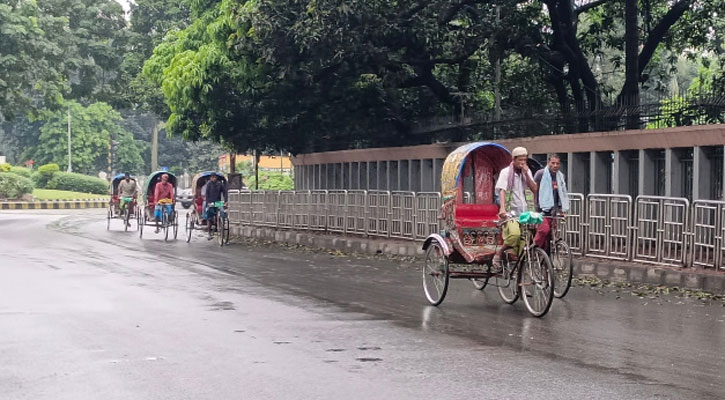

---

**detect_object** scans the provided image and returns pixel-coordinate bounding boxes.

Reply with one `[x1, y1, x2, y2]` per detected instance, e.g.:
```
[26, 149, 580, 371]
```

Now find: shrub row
[0, 172, 34, 199]
[45, 172, 109, 194]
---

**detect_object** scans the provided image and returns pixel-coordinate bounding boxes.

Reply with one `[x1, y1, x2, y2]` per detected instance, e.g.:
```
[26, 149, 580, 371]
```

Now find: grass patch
[33, 189, 109, 201]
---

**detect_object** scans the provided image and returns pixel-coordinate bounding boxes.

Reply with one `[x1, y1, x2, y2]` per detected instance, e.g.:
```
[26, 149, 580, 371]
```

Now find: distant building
[218, 153, 292, 174]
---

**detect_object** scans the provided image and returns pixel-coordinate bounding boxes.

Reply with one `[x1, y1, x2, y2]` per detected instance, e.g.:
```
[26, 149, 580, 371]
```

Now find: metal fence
[228, 190, 725, 269]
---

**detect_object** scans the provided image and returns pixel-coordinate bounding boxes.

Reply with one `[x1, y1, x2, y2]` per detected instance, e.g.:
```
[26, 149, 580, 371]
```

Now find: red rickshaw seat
[455, 204, 499, 227]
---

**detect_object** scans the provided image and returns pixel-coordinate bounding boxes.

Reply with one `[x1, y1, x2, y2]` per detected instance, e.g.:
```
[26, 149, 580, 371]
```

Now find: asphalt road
[1, 210, 724, 399]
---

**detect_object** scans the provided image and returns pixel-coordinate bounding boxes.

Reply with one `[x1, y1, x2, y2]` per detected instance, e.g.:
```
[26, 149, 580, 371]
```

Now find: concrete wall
[292, 124, 725, 201]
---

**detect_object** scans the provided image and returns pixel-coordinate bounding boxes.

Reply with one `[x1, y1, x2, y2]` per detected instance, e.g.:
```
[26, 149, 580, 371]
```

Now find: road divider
[0, 200, 107, 210]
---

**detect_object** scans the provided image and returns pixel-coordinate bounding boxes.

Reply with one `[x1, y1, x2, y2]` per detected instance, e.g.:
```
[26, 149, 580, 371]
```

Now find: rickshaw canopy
[441, 142, 511, 201]
[191, 171, 227, 197]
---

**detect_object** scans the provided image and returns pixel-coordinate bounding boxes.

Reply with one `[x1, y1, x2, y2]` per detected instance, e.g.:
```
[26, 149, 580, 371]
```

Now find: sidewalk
[230, 224, 725, 294]
[0, 200, 107, 210]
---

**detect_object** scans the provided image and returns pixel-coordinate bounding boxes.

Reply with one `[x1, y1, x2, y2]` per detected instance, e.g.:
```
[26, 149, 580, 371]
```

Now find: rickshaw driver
[533, 153, 570, 249]
[154, 173, 175, 233]
[492, 146, 538, 272]
[203, 173, 227, 239]
[117, 172, 137, 225]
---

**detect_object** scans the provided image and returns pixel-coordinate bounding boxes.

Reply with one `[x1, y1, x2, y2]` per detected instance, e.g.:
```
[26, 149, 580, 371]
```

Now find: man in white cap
[493, 146, 538, 272]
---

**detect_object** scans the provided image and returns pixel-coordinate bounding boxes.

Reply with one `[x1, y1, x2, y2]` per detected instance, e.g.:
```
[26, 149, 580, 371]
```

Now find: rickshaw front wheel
[423, 241, 449, 306]
[521, 247, 554, 317]
[497, 252, 519, 304]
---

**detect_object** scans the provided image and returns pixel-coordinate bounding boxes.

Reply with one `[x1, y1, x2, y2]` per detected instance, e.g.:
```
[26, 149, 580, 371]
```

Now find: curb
[230, 224, 725, 295]
[0, 200, 108, 210]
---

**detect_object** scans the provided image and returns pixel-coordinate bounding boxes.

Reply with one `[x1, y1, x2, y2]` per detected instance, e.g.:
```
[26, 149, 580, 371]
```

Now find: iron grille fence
[228, 190, 725, 268]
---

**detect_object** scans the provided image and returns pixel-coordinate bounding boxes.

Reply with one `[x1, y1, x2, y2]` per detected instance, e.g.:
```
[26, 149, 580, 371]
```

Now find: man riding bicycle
[533, 153, 570, 249]
[154, 173, 175, 234]
[493, 147, 538, 272]
[117, 173, 137, 226]
[203, 173, 227, 239]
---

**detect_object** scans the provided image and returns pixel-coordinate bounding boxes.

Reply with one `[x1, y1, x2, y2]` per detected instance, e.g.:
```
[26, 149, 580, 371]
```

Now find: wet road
[1, 211, 724, 399]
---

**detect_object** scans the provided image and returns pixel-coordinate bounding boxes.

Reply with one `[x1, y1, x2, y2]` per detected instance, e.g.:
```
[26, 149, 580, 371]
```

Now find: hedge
[46, 172, 109, 194]
[0, 172, 35, 199]
[0, 163, 11, 172]
[8, 166, 32, 178]
[37, 163, 60, 174]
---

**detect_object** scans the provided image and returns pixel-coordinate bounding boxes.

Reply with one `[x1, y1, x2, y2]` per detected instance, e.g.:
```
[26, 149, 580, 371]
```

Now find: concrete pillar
[568, 152, 589, 194]
[389, 161, 399, 191]
[434, 158, 444, 193]
[665, 148, 685, 198]
[369, 161, 378, 190]
[639, 149, 657, 196]
[590, 151, 610, 194]
[378, 161, 388, 190]
[410, 160, 421, 192]
[360, 162, 368, 190]
[612, 151, 633, 195]
[422, 159, 435, 192]
[399, 160, 410, 191]
[351, 162, 360, 190]
[693, 146, 712, 200]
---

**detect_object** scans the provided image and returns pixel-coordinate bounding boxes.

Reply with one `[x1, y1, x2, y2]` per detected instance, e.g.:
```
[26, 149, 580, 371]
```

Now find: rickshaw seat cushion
[455, 204, 499, 227]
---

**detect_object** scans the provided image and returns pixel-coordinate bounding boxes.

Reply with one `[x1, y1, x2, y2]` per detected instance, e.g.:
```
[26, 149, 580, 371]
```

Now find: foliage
[45, 172, 109, 194]
[0, 172, 34, 199]
[30, 101, 144, 175]
[8, 166, 31, 178]
[37, 163, 60, 174]
[234, 161, 291, 190]
[0, 0, 66, 120]
[0, 163, 11, 172]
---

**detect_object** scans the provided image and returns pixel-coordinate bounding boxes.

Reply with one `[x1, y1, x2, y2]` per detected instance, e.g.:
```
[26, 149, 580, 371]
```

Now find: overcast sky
[116, 0, 132, 15]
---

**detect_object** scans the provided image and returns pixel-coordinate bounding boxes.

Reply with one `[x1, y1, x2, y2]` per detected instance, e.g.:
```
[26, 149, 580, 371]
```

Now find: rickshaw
[421, 142, 555, 317]
[107, 174, 139, 232]
[138, 171, 179, 241]
[184, 171, 230, 246]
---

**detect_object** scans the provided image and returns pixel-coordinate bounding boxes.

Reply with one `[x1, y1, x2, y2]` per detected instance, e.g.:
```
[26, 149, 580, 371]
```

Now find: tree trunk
[622, 0, 640, 129]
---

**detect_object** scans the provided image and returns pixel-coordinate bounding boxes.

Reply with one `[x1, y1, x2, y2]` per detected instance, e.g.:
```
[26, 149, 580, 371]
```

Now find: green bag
[518, 211, 543, 225]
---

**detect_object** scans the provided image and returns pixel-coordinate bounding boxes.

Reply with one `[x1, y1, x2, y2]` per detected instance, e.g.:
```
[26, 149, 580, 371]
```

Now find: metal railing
[633, 196, 690, 266]
[586, 194, 633, 260]
[227, 189, 725, 269]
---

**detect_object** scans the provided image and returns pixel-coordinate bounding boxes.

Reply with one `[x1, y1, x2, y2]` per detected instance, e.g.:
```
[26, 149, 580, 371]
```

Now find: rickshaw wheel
[185, 213, 194, 243]
[497, 252, 519, 304]
[521, 247, 554, 317]
[139, 211, 145, 238]
[216, 212, 224, 247]
[471, 277, 489, 290]
[124, 206, 131, 232]
[163, 211, 170, 242]
[552, 241, 573, 299]
[422, 241, 449, 306]
[222, 215, 230, 245]
[106, 207, 111, 231]
[135, 208, 140, 231]
[173, 210, 179, 240]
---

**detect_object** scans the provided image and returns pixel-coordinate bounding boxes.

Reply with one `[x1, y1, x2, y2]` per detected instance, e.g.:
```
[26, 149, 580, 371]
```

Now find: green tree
[0, 0, 66, 120]
[30, 101, 144, 175]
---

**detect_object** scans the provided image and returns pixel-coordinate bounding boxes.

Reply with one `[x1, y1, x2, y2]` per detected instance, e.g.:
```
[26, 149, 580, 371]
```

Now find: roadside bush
[33, 163, 61, 188]
[37, 163, 60, 174]
[9, 166, 32, 178]
[46, 172, 108, 194]
[0, 163, 11, 172]
[0, 172, 35, 199]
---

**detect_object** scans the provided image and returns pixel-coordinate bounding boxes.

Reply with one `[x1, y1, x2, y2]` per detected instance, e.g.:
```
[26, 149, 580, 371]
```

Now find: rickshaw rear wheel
[106, 207, 111, 231]
[163, 210, 170, 242]
[552, 240, 573, 298]
[172, 210, 179, 240]
[471, 276, 489, 290]
[497, 252, 519, 304]
[139, 211, 144, 238]
[423, 241, 449, 306]
[185, 213, 194, 243]
[521, 247, 554, 317]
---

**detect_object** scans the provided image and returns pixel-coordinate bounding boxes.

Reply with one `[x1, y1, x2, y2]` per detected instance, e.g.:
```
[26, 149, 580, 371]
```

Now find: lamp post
[67, 104, 72, 172]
